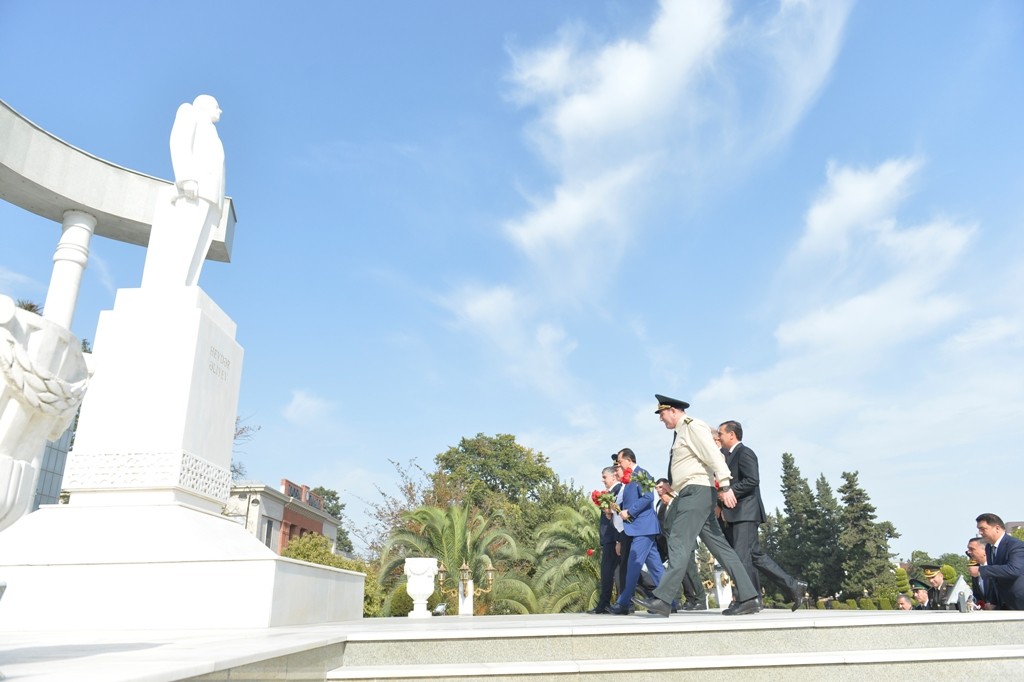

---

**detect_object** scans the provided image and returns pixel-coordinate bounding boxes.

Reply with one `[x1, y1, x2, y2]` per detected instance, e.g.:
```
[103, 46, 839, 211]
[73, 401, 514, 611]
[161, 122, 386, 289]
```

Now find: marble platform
[2, 608, 1023, 681]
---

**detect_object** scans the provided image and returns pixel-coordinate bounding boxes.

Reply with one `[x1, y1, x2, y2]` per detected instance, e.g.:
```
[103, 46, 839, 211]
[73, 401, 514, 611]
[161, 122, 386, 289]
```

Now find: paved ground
[2, 609, 1020, 681]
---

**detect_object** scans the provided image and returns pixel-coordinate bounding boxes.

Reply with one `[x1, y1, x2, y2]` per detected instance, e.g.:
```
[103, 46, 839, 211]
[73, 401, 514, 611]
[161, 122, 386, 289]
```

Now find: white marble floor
[2, 609, 1020, 681]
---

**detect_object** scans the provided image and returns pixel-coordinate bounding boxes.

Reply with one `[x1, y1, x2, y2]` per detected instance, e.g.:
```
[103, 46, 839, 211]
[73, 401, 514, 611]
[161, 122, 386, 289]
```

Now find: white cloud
[283, 389, 333, 425]
[0, 266, 38, 297]
[440, 0, 855, 401]
[796, 157, 923, 255]
[439, 284, 577, 398]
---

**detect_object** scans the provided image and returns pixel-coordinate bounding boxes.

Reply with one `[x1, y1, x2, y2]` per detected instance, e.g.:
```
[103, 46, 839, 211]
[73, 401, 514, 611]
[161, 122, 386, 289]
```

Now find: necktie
[667, 431, 676, 485]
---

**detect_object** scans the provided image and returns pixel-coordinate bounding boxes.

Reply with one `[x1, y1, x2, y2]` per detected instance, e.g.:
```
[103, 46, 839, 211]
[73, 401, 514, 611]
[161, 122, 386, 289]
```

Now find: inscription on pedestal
[208, 345, 230, 381]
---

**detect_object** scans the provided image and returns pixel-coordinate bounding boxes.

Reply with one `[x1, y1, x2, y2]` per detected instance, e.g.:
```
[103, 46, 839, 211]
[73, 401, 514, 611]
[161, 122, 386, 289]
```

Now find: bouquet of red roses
[590, 489, 616, 511]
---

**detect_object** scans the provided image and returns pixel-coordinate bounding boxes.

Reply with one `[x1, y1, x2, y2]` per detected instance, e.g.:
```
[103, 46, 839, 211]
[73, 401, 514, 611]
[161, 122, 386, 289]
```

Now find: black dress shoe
[587, 606, 610, 614]
[631, 596, 672, 617]
[791, 580, 808, 612]
[607, 603, 630, 615]
[722, 598, 759, 616]
[682, 600, 707, 611]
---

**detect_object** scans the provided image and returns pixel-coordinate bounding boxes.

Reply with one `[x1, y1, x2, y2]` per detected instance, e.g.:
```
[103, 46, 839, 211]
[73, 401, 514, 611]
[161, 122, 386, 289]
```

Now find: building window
[264, 518, 274, 548]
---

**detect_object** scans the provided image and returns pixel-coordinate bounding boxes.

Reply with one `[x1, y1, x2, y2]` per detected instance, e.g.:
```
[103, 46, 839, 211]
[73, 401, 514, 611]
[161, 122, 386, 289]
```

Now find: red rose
[586, 548, 595, 556]
[620, 467, 633, 484]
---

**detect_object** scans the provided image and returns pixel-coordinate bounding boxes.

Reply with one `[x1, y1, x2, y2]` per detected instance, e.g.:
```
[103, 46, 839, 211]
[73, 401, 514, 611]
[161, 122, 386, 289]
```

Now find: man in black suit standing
[589, 465, 621, 614]
[971, 513, 1024, 610]
[590, 466, 621, 613]
[717, 420, 806, 611]
[966, 537, 995, 609]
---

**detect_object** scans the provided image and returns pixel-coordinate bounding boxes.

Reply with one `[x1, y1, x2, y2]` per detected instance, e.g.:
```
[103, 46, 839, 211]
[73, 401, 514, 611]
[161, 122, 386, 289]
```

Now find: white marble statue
[141, 95, 225, 288]
[0, 296, 89, 532]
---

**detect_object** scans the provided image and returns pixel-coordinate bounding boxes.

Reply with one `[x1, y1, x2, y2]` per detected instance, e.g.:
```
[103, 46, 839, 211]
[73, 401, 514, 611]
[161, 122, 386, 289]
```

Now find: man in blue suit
[608, 449, 663, 614]
[971, 513, 1024, 610]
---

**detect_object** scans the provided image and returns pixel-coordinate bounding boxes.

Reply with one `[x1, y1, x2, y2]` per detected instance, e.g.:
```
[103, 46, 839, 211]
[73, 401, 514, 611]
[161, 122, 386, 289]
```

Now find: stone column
[43, 210, 96, 330]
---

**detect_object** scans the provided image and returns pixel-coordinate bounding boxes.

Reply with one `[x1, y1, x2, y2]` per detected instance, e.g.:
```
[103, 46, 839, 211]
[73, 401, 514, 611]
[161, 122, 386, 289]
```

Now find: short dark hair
[976, 513, 1005, 528]
[720, 420, 743, 441]
[968, 537, 983, 545]
[618, 448, 636, 463]
[655, 478, 669, 486]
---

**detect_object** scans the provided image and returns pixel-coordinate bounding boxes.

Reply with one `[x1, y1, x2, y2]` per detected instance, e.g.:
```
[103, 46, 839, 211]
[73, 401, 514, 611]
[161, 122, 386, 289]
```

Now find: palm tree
[532, 503, 601, 613]
[379, 502, 530, 615]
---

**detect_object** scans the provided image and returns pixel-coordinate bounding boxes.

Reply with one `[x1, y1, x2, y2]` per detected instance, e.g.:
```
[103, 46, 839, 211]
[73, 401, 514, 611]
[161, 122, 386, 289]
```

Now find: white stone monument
[0, 96, 363, 630]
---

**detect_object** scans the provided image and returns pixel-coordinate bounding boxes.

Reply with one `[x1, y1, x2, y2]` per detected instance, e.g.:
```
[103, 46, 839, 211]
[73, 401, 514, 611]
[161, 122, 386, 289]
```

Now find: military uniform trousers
[653, 484, 757, 606]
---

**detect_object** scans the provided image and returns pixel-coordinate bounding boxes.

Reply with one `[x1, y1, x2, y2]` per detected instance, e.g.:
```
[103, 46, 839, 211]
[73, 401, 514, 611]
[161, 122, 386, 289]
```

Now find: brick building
[225, 479, 340, 554]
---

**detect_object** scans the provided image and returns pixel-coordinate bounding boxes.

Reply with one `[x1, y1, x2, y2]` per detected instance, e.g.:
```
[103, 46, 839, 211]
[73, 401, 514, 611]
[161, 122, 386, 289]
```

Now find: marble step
[328, 644, 1024, 681]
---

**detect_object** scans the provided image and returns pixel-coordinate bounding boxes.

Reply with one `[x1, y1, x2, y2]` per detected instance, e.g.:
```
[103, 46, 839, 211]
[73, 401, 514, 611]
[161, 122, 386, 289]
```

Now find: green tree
[938, 552, 970, 583]
[837, 471, 898, 599]
[281, 532, 384, 617]
[532, 503, 600, 613]
[806, 474, 844, 598]
[775, 453, 817, 592]
[1012, 527, 1024, 542]
[15, 299, 43, 314]
[311, 486, 354, 555]
[894, 566, 911, 596]
[378, 503, 526, 616]
[429, 433, 584, 548]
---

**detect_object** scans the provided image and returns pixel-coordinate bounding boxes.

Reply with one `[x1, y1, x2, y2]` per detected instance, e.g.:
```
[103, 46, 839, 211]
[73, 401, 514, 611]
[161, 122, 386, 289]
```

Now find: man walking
[608, 450, 663, 614]
[634, 395, 760, 616]
[655, 478, 706, 610]
[588, 466, 621, 614]
[717, 420, 806, 610]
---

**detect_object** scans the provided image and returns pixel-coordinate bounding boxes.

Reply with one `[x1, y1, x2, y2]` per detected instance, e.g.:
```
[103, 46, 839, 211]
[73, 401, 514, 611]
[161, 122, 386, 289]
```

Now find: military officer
[921, 564, 955, 610]
[633, 394, 760, 617]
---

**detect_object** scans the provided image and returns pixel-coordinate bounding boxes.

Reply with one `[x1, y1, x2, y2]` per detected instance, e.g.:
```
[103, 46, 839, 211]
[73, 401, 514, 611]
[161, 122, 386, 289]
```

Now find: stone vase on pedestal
[404, 557, 438, 619]
[714, 568, 734, 610]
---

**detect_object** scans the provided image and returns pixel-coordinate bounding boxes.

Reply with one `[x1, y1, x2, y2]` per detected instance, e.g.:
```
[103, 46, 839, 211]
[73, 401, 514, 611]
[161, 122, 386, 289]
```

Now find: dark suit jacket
[721, 443, 767, 525]
[620, 467, 659, 538]
[654, 499, 669, 559]
[982, 533, 1024, 610]
[972, 573, 996, 608]
[599, 484, 621, 546]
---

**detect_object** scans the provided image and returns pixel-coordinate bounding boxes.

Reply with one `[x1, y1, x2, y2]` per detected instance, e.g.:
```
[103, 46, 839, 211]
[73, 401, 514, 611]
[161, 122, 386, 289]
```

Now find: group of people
[589, 394, 807, 617]
[897, 514, 1024, 611]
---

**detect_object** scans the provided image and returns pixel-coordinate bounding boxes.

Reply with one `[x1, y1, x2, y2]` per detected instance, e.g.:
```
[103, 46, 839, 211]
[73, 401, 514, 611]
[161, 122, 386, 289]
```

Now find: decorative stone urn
[404, 557, 439, 619]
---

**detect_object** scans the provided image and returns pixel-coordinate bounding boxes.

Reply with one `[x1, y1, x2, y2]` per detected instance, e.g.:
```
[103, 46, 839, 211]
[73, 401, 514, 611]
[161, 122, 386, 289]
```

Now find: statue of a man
[141, 95, 225, 288]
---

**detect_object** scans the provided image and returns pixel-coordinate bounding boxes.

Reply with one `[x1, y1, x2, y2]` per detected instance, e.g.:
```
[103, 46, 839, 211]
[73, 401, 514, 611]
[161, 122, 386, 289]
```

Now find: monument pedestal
[0, 287, 364, 630]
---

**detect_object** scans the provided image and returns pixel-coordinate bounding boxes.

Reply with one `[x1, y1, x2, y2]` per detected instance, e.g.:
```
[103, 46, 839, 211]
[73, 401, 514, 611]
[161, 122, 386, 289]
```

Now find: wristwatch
[719, 485, 731, 493]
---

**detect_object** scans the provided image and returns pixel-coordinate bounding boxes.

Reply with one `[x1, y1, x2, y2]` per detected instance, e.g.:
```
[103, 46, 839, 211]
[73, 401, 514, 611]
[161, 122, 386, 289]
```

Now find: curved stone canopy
[0, 98, 234, 262]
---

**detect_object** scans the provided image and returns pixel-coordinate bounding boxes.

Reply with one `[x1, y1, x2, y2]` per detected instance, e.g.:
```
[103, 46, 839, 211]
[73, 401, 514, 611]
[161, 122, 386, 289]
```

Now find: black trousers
[724, 520, 797, 599]
[597, 540, 617, 609]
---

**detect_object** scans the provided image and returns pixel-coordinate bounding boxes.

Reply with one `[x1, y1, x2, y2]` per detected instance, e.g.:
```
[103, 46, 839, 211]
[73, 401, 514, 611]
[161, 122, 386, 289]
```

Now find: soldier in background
[921, 564, 955, 610]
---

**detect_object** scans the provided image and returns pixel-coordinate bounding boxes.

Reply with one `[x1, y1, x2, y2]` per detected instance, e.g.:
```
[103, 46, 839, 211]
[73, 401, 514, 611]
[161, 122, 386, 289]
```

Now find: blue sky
[3, 1, 1022, 561]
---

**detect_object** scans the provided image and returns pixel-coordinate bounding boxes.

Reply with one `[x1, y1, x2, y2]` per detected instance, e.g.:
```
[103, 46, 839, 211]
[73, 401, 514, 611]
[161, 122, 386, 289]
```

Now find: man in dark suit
[608, 450, 663, 614]
[971, 513, 1024, 610]
[717, 421, 806, 611]
[966, 537, 996, 609]
[655, 478, 706, 610]
[589, 466, 621, 614]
